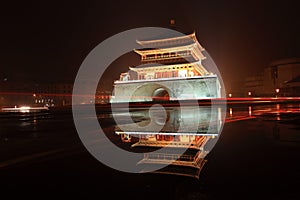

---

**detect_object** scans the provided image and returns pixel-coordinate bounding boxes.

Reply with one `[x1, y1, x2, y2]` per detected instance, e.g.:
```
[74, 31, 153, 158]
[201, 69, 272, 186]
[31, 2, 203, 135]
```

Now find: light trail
[1, 92, 299, 103]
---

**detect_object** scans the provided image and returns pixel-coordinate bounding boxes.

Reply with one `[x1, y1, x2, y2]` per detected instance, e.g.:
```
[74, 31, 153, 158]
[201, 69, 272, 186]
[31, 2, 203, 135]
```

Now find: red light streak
[0, 92, 73, 97]
[225, 116, 256, 123]
[0, 92, 110, 99]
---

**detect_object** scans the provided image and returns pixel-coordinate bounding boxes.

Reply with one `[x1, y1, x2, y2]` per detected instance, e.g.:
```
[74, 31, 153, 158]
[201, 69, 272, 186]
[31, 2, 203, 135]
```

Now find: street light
[248, 91, 251, 96]
[228, 93, 232, 98]
[275, 88, 280, 98]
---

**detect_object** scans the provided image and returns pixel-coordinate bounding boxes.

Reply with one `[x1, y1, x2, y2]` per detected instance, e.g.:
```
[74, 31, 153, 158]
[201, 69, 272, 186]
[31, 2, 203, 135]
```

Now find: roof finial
[170, 19, 176, 30]
[170, 19, 175, 26]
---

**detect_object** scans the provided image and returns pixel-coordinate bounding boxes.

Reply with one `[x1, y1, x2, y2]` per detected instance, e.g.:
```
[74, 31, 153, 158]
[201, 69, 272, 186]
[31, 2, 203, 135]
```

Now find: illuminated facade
[111, 32, 221, 102]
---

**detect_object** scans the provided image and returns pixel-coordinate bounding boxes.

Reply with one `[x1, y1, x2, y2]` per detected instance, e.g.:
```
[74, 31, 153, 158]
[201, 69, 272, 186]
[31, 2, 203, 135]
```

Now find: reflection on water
[112, 103, 300, 178]
[0, 111, 52, 140]
[255, 104, 300, 142]
[115, 106, 222, 135]
[248, 106, 252, 116]
[114, 106, 223, 178]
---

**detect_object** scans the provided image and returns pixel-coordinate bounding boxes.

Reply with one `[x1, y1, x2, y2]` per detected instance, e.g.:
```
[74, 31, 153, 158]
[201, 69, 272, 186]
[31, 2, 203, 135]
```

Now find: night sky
[1, 0, 300, 91]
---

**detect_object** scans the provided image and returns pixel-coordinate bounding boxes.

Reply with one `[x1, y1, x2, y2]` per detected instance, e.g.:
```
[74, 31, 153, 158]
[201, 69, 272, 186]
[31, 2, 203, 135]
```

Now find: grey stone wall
[111, 76, 220, 103]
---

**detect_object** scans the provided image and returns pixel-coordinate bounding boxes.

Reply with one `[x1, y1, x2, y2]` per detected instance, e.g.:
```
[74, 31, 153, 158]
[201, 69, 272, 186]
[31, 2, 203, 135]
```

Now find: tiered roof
[132, 32, 208, 75]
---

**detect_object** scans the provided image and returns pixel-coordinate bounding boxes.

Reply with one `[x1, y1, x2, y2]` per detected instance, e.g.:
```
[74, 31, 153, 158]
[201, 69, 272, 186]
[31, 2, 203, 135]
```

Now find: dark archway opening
[152, 88, 170, 101]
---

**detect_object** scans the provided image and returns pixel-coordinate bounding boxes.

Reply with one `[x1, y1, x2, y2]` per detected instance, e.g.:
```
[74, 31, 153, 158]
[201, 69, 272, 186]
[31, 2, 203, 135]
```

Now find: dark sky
[1, 0, 300, 91]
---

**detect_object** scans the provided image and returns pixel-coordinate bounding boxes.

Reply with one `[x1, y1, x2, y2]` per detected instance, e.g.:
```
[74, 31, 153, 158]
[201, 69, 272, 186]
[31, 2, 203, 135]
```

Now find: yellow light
[275, 88, 280, 93]
[248, 106, 252, 116]
[20, 106, 30, 113]
[228, 93, 232, 98]
[20, 106, 30, 110]
[248, 91, 251, 96]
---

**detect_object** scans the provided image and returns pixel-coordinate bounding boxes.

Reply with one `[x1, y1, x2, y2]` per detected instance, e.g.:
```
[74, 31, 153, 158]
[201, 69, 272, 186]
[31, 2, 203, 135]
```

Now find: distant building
[0, 82, 74, 107]
[32, 83, 73, 107]
[95, 90, 111, 104]
[244, 58, 300, 97]
[229, 80, 248, 98]
[282, 75, 300, 96]
[244, 73, 264, 97]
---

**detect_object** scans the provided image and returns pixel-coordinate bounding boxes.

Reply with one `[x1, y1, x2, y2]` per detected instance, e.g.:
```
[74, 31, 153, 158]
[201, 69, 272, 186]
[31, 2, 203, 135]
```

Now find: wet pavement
[0, 103, 300, 199]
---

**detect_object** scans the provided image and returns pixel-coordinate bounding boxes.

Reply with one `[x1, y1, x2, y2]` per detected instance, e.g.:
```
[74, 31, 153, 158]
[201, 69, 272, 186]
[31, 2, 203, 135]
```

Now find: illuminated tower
[111, 32, 221, 103]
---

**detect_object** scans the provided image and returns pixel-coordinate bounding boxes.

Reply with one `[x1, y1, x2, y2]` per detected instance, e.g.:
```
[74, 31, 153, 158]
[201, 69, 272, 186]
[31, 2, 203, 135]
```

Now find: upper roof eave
[134, 42, 202, 55]
[136, 32, 196, 46]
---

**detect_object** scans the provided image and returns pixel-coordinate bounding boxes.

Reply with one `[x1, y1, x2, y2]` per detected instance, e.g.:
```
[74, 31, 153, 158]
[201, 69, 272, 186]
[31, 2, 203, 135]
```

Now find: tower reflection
[114, 106, 223, 179]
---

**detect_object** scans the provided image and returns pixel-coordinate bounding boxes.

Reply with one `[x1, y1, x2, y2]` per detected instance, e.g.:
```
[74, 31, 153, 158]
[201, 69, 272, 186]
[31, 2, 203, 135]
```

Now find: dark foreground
[0, 103, 300, 200]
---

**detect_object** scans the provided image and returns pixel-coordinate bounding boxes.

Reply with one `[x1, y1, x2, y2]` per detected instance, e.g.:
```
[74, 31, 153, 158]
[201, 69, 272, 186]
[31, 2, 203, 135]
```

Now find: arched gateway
[152, 88, 170, 101]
